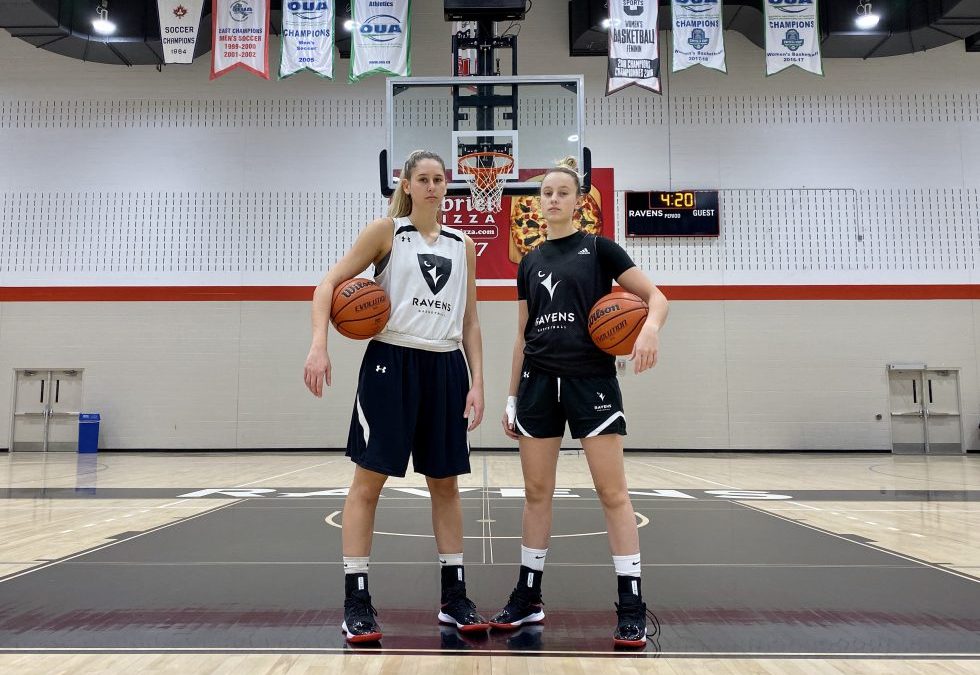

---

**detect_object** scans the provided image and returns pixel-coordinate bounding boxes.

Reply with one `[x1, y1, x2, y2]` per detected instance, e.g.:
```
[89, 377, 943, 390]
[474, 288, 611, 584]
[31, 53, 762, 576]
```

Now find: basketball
[588, 292, 649, 356]
[330, 278, 391, 340]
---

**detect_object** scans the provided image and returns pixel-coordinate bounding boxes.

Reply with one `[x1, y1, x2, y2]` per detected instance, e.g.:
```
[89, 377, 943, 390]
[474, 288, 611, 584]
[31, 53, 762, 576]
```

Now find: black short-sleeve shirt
[517, 231, 636, 377]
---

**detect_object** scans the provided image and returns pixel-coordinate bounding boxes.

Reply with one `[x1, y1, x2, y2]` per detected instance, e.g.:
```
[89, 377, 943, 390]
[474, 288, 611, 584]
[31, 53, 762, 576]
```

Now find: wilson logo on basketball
[589, 303, 621, 324]
[341, 280, 375, 298]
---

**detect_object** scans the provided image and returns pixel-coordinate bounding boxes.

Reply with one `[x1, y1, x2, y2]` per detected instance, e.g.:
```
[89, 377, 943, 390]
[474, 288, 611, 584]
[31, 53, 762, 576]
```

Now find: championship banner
[606, 0, 660, 95]
[210, 0, 271, 80]
[157, 0, 204, 64]
[764, 0, 823, 76]
[279, 0, 334, 79]
[349, 0, 411, 83]
[671, 0, 726, 73]
[442, 168, 615, 282]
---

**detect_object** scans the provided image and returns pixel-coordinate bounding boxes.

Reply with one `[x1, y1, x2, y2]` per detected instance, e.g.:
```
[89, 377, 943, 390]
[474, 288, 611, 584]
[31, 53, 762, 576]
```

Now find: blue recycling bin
[78, 413, 101, 453]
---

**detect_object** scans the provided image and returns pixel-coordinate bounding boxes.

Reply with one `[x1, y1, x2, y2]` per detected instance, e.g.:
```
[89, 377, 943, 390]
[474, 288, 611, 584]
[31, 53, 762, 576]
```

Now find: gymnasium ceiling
[0, 0, 978, 67]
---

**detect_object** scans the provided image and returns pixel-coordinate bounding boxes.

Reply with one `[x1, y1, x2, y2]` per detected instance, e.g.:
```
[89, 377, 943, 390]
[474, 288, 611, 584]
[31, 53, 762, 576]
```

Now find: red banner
[210, 0, 271, 80]
[441, 168, 615, 282]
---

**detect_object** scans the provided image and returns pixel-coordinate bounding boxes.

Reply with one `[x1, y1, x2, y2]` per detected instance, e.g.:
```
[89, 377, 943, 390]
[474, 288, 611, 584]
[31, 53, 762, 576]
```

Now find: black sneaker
[438, 586, 489, 633]
[342, 589, 382, 643]
[489, 587, 545, 629]
[613, 595, 660, 648]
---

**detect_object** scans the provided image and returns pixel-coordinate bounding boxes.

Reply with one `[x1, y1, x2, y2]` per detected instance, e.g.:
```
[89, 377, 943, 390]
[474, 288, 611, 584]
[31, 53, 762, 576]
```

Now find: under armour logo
[400, 235, 410, 242]
[597, 392, 605, 401]
[522, 371, 530, 379]
[375, 365, 386, 373]
[538, 271, 561, 300]
[417, 253, 452, 295]
[578, 247, 590, 255]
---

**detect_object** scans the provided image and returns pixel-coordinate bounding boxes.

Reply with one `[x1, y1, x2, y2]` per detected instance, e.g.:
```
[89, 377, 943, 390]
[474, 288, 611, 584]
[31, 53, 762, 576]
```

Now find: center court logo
[360, 14, 403, 42]
[417, 254, 452, 295]
[230, 0, 253, 21]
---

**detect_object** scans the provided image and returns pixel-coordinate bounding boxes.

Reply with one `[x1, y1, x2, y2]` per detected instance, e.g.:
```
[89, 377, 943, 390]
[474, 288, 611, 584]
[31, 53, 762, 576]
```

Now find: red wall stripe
[0, 285, 977, 302]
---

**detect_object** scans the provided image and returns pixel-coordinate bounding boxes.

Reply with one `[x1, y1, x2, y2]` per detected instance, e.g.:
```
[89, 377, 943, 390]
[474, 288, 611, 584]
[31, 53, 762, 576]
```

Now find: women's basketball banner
[210, 0, 271, 80]
[157, 0, 204, 64]
[441, 168, 615, 282]
[279, 0, 334, 79]
[350, 0, 411, 83]
[671, 0, 727, 73]
[764, 0, 823, 76]
[606, 0, 660, 95]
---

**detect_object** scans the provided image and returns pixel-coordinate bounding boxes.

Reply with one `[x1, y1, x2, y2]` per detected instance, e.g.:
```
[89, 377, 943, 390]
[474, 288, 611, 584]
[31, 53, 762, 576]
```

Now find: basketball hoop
[457, 151, 514, 212]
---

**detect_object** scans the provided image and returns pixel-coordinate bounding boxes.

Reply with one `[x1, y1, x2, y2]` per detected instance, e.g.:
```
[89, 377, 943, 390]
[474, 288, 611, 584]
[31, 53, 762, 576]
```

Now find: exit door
[9, 369, 84, 452]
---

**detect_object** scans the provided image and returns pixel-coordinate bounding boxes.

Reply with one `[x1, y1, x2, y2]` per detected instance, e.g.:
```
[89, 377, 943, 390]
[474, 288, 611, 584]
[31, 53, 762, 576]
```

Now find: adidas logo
[577, 248, 590, 255]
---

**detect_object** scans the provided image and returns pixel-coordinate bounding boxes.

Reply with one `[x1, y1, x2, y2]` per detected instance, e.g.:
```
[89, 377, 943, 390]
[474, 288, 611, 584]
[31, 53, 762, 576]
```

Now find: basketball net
[457, 152, 513, 213]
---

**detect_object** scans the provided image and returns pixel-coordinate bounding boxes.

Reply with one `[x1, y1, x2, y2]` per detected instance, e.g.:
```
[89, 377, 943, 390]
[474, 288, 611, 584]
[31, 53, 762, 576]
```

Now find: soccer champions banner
[211, 0, 271, 79]
[157, 0, 204, 64]
[671, 0, 726, 73]
[606, 0, 661, 95]
[350, 0, 411, 83]
[279, 0, 335, 79]
[764, 0, 823, 76]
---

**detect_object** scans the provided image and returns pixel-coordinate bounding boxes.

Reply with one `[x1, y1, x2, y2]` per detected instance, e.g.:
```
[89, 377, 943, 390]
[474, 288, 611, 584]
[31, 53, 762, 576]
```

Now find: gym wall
[1, 2, 977, 451]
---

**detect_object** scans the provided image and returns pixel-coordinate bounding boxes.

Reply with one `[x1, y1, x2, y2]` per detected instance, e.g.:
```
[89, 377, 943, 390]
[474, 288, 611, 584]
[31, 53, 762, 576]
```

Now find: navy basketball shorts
[514, 364, 627, 439]
[346, 340, 471, 478]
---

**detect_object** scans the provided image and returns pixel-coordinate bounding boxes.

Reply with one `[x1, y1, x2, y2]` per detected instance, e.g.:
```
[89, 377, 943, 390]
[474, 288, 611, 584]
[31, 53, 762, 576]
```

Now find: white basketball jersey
[373, 218, 468, 352]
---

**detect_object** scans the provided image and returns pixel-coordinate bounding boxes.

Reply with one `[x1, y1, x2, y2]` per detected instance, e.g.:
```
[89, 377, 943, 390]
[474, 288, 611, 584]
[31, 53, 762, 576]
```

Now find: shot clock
[625, 190, 720, 237]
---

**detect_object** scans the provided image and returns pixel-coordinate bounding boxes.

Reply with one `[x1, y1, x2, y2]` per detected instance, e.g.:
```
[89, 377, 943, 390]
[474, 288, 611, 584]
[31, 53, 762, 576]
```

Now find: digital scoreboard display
[625, 191, 720, 237]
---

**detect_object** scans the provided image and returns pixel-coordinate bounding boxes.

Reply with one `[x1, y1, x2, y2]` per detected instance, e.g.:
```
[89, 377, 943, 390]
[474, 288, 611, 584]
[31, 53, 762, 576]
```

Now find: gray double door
[10, 369, 84, 452]
[888, 368, 963, 455]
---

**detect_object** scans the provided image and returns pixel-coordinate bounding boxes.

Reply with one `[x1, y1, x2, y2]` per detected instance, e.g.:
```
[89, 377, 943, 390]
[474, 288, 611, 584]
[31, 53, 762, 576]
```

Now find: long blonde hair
[388, 150, 447, 218]
[541, 156, 583, 193]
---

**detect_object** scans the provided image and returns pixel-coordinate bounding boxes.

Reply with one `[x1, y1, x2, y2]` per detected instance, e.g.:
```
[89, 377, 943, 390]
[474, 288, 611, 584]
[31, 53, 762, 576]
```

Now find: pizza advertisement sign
[441, 168, 614, 282]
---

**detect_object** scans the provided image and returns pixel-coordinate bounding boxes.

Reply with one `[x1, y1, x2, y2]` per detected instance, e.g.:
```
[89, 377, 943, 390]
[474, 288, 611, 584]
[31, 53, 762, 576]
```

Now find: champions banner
[350, 0, 411, 83]
[279, 0, 334, 79]
[606, 0, 660, 95]
[671, 0, 726, 73]
[764, 0, 823, 76]
[157, 0, 204, 64]
[210, 0, 271, 80]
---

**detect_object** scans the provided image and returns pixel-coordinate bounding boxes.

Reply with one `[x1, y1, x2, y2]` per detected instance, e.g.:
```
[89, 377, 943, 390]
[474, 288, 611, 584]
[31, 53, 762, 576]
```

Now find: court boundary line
[0, 501, 241, 585]
[736, 502, 980, 584]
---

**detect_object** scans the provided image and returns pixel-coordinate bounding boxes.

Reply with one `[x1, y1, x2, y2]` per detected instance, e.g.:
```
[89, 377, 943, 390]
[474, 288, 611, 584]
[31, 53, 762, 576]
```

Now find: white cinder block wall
[1, 3, 978, 451]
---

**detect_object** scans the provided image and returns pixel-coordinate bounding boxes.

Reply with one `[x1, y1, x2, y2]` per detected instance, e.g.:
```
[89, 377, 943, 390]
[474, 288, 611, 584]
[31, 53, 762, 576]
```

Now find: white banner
[764, 0, 823, 76]
[158, 0, 204, 64]
[350, 0, 411, 83]
[606, 0, 661, 95]
[671, 0, 726, 73]
[210, 0, 271, 80]
[279, 0, 335, 79]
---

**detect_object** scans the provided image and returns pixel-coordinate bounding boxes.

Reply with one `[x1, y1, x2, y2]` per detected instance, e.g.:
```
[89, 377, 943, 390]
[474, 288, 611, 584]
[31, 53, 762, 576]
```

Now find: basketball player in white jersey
[489, 158, 670, 647]
[304, 150, 488, 643]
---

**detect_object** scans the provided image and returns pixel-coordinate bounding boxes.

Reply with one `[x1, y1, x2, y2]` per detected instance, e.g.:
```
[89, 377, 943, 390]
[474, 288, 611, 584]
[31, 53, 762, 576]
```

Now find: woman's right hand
[501, 396, 518, 439]
[304, 346, 331, 397]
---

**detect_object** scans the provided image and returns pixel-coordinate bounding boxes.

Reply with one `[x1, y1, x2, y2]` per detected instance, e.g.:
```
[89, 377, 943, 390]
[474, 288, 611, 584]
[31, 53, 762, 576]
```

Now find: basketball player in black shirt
[489, 158, 669, 647]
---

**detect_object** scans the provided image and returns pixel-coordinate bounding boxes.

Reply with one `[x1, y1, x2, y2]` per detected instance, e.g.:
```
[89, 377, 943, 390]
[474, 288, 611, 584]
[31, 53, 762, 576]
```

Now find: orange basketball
[588, 292, 649, 356]
[330, 278, 391, 340]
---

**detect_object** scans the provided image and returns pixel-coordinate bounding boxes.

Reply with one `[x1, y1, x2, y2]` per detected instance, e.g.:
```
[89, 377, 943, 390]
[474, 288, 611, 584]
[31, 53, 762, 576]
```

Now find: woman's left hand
[630, 325, 660, 374]
[464, 385, 485, 431]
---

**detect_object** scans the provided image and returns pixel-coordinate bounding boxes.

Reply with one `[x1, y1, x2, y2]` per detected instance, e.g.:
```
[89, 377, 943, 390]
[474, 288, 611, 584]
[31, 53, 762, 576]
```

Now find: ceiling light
[92, 18, 116, 35]
[855, 1, 880, 29]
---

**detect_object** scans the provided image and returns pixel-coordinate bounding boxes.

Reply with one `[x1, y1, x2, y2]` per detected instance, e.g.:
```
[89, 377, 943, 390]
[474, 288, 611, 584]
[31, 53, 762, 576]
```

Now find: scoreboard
[625, 190, 720, 237]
